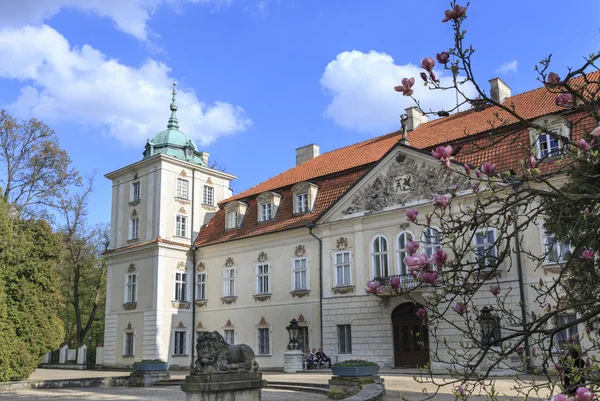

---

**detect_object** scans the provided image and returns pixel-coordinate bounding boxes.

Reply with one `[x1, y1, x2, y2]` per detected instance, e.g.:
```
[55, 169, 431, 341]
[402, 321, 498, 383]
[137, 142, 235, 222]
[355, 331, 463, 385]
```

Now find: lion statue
[194, 331, 259, 374]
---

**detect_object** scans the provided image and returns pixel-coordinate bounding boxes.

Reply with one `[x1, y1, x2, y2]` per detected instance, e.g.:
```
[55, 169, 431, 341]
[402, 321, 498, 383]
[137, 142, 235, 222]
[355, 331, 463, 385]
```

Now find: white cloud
[320, 50, 476, 134]
[496, 59, 518, 74]
[0, 25, 251, 148]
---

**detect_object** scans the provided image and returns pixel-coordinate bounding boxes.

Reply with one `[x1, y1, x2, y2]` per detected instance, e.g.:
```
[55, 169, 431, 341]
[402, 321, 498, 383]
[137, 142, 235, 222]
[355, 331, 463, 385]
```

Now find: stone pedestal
[181, 372, 266, 401]
[283, 350, 303, 373]
[129, 370, 171, 387]
[328, 376, 385, 399]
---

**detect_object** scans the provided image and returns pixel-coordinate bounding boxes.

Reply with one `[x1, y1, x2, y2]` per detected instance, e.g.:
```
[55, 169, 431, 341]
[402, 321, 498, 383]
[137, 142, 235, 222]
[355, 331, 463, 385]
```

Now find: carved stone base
[283, 350, 303, 373]
[181, 372, 266, 401]
[129, 370, 170, 387]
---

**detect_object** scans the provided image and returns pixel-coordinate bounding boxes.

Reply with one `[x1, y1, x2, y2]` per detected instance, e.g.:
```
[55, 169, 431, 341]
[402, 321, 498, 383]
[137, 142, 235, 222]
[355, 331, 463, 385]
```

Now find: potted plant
[132, 359, 169, 371]
[331, 359, 380, 377]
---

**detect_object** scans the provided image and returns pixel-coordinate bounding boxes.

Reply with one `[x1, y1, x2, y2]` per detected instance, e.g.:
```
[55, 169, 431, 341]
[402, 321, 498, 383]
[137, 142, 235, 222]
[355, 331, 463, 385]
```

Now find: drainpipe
[512, 181, 531, 370]
[306, 222, 323, 348]
[190, 169, 197, 370]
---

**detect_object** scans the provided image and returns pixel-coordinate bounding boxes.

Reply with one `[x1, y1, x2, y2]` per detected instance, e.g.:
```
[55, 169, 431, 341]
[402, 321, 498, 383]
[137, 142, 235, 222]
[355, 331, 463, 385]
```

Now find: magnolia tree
[366, 2, 600, 400]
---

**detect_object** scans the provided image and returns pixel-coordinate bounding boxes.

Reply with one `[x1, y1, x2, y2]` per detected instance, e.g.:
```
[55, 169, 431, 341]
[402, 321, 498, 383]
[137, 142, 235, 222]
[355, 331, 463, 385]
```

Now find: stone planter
[132, 362, 169, 371]
[331, 365, 380, 377]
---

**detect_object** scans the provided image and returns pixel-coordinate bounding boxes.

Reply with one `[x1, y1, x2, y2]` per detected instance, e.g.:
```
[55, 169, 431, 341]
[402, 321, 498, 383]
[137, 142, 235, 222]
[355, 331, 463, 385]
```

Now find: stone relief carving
[126, 322, 133, 330]
[224, 319, 234, 328]
[197, 321, 204, 330]
[257, 317, 268, 327]
[225, 257, 235, 267]
[336, 237, 348, 250]
[297, 314, 305, 323]
[172, 301, 191, 309]
[292, 182, 311, 192]
[176, 261, 186, 271]
[197, 262, 206, 272]
[131, 209, 138, 217]
[128, 263, 136, 273]
[177, 321, 186, 329]
[341, 153, 469, 215]
[257, 252, 268, 263]
[133, 173, 138, 180]
[294, 245, 306, 257]
[180, 170, 187, 176]
[123, 302, 137, 310]
[193, 331, 259, 374]
[179, 207, 187, 214]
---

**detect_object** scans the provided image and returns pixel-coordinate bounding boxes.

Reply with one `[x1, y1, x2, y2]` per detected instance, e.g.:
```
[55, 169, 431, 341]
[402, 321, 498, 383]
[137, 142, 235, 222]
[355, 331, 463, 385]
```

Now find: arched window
[396, 231, 414, 276]
[371, 235, 389, 279]
[421, 227, 442, 258]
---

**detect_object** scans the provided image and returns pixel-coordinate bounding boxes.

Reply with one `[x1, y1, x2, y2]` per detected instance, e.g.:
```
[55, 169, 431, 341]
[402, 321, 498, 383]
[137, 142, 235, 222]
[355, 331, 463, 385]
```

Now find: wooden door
[392, 303, 430, 368]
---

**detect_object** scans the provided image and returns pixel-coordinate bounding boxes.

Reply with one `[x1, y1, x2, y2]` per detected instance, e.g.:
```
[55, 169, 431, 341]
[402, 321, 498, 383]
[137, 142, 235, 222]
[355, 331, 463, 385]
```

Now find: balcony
[373, 274, 419, 291]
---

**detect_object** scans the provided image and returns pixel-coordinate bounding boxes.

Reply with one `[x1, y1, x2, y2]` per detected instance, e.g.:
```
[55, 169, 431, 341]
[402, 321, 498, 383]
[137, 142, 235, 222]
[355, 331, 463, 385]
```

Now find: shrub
[332, 359, 378, 367]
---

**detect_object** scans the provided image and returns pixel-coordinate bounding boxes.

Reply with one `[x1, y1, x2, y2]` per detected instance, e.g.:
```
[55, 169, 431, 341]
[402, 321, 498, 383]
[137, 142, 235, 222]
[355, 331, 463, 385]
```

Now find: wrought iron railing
[373, 274, 418, 290]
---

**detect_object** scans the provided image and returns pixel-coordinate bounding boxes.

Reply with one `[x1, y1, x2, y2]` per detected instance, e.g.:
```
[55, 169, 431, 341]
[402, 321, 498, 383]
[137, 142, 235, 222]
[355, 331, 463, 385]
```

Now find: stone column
[181, 372, 266, 401]
[283, 350, 303, 373]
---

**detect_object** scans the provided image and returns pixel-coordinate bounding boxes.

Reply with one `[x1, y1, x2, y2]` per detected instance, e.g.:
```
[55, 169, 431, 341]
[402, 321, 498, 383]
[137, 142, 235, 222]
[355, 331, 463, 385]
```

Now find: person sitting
[316, 347, 331, 368]
[562, 347, 586, 397]
[304, 348, 317, 369]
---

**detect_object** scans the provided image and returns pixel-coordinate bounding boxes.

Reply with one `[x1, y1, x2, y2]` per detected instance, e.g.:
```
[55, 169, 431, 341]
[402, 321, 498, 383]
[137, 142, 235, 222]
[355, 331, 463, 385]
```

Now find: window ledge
[174, 197, 190, 202]
[543, 266, 563, 275]
[129, 200, 141, 206]
[221, 296, 237, 305]
[127, 238, 139, 244]
[172, 355, 189, 358]
[122, 355, 135, 358]
[290, 289, 310, 298]
[254, 293, 272, 302]
[123, 302, 137, 310]
[195, 300, 208, 307]
[202, 203, 216, 208]
[332, 286, 355, 295]
[174, 235, 190, 240]
[293, 210, 312, 217]
[172, 301, 191, 310]
[255, 354, 272, 357]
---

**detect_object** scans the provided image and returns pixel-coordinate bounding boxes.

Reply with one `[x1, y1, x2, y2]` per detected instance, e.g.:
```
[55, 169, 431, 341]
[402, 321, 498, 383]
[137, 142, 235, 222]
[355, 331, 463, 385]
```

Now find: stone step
[268, 381, 328, 389]
[267, 384, 328, 394]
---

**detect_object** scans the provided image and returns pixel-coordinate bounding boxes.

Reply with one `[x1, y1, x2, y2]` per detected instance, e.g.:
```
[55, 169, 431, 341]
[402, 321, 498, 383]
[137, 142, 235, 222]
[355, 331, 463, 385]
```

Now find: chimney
[489, 77, 511, 104]
[296, 144, 320, 166]
[405, 107, 428, 132]
[199, 151, 209, 165]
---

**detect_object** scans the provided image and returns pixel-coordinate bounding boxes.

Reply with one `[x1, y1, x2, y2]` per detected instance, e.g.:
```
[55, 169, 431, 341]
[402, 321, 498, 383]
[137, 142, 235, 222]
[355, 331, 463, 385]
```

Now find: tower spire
[167, 81, 179, 130]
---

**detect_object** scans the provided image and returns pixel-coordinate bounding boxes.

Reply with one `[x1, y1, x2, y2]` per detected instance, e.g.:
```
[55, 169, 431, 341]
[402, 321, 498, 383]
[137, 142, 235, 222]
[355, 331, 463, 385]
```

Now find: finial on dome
[167, 80, 179, 130]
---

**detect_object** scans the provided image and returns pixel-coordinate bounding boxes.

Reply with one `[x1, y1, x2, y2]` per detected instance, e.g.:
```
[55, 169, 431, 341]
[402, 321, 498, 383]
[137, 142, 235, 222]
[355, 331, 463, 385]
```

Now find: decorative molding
[543, 266, 562, 275]
[196, 262, 206, 272]
[177, 321, 186, 329]
[123, 302, 137, 310]
[257, 252, 268, 263]
[225, 257, 234, 267]
[127, 263, 137, 273]
[172, 301, 191, 309]
[196, 321, 204, 330]
[180, 170, 187, 176]
[341, 153, 469, 215]
[294, 245, 306, 257]
[221, 296, 237, 305]
[206, 177, 213, 185]
[291, 182, 311, 193]
[195, 300, 208, 308]
[133, 173, 138, 180]
[336, 237, 349, 250]
[297, 314, 305, 323]
[333, 286, 355, 295]
[128, 200, 140, 207]
[202, 205, 217, 211]
[127, 238, 139, 244]
[291, 290, 310, 298]
[178, 207, 187, 214]
[224, 319, 234, 328]
[398, 222, 411, 231]
[257, 317, 269, 327]
[176, 261, 187, 271]
[131, 209, 138, 217]
[126, 322, 133, 330]
[176, 199, 191, 205]
[253, 294, 271, 302]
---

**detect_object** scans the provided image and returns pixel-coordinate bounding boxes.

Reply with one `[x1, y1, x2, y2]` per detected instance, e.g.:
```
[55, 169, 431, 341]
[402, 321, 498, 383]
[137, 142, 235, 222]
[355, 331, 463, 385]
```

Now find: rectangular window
[175, 272, 188, 302]
[296, 193, 309, 213]
[196, 273, 206, 300]
[337, 325, 352, 354]
[334, 251, 352, 286]
[543, 231, 570, 264]
[256, 264, 270, 294]
[175, 215, 188, 237]
[422, 228, 441, 258]
[131, 181, 141, 202]
[174, 331, 187, 355]
[177, 178, 189, 200]
[203, 185, 214, 205]
[293, 258, 308, 291]
[227, 211, 238, 229]
[538, 131, 561, 158]
[223, 268, 235, 297]
[297, 326, 309, 352]
[125, 274, 137, 303]
[124, 332, 134, 356]
[258, 328, 270, 355]
[224, 329, 235, 346]
[261, 203, 272, 221]
[474, 230, 497, 268]
[130, 218, 140, 240]
[555, 314, 579, 351]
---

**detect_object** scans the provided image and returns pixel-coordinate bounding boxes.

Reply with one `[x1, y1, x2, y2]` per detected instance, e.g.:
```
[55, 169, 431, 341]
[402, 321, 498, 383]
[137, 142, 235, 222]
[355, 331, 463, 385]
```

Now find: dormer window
[292, 182, 319, 215]
[296, 193, 309, 214]
[225, 201, 247, 230]
[256, 192, 281, 222]
[261, 203, 272, 221]
[529, 117, 570, 160]
[227, 211, 238, 229]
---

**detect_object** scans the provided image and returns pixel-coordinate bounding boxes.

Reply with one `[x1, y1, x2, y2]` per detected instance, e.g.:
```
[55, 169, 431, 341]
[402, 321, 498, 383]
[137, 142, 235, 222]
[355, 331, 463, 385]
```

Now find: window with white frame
[130, 217, 140, 240]
[293, 258, 308, 291]
[421, 228, 442, 258]
[223, 268, 235, 297]
[555, 314, 579, 351]
[256, 264, 270, 294]
[260, 203, 272, 221]
[397, 231, 415, 276]
[226, 211, 239, 229]
[174, 331, 187, 355]
[196, 272, 206, 300]
[537, 130, 562, 159]
[258, 328, 270, 354]
[203, 185, 214, 205]
[543, 230, 571, 264]
[177, 178, 189, 199]
[131, 181, 141, 202]
[298, 326, 309, 352]
[296, 193, 309, 214]
[473, 229, 498, 268]
[175, 215, 188, 237]
[125, 273, 137, 303]
[371, 235, 389, 278]
[224, 329, 235, 346]
[337, 325, 352, 354]
[124, 332, 134, 356]
[174, 272, 188, 302]
[334, 251, 351, 287]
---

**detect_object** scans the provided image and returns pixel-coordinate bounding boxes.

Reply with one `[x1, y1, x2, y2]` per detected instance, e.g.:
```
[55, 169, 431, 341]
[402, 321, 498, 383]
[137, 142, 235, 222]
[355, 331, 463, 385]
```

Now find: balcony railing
[373, 274, 419, 290]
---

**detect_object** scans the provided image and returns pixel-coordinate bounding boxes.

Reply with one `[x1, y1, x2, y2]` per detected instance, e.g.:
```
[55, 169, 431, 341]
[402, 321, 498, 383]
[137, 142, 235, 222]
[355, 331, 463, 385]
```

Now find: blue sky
[0, 0, 598, 227]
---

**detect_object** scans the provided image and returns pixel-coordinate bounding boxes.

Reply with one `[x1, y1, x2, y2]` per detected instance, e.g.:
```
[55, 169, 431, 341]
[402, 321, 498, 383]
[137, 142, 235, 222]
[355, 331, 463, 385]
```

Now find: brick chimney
[296, 144, 320, 166]
[489, 78, 511, 104]
[405, 107, 428, 132]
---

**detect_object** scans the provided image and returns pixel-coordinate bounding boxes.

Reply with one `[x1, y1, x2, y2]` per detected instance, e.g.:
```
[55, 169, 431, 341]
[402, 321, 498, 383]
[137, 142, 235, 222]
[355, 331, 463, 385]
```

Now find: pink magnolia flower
[437, 52, 450, 64]
[475, 169, 482, 178]
[390, 276, 401, 289]
[582, 249, 594, 260]
[552, 394, 568, 401]
[555, 93, 574, 108]
[420, 72, 428, 82]
[591, 125, 600, 137]
[531, 346, 537, 356]
[429, 71, 438, 83]
[481, 162, 496, 176]
[528, 155, 536, 169]
[547, 72, 561, 84]
[433, 249, 448, 266]
[576, 387, 594, 401]
[411, 270, 418, 278]
[394, 77, 415, 96]
[404, 253, 430, 269]
[420, 271, 438, 284]
[584, 207, 590, 216]
[432, 145, 453, 167]
[405, 208, 419, 222]
[516, 346, 524, 355]
[458, 385, 466, 398]
[586, 326, 591, 334]
[416, 308, 427, 320]
[421, 57, 435, 72]
[489, 285, 501, 296]
[365, 281, 381, 294]
[406, 241, 420, 255]
[452, 302, 466, 315]
[539, 278, 544, 287]
[471, 182, 480, 192]
[451, 64, 459, 75]
[432, 194, 449, 209]
[531, 312, 537, 321]
[464, 163, 471, 175]
[580, 138, 590, 152]
[586, 358, 592, 368]
[442, 4, 467, 22]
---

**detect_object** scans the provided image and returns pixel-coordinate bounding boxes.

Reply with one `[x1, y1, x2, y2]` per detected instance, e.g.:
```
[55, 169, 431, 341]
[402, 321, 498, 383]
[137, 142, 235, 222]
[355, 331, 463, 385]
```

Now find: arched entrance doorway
[392, 303, 430, 368]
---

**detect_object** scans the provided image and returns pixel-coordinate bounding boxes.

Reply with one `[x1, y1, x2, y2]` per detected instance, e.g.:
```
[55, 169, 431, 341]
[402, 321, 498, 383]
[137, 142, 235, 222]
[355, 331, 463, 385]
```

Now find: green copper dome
[142, 82, 206, 166]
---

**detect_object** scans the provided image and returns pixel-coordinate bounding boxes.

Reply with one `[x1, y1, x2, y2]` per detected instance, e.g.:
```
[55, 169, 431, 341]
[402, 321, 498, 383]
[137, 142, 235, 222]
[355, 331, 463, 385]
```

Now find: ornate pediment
[341, 153, 469, 215]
